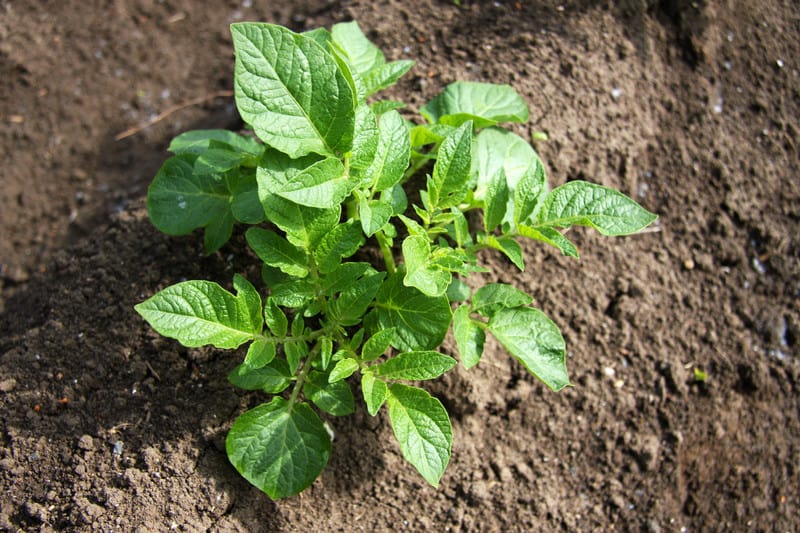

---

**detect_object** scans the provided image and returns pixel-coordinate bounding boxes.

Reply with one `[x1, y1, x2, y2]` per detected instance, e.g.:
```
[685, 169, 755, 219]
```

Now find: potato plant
[135, 21, 657, 499]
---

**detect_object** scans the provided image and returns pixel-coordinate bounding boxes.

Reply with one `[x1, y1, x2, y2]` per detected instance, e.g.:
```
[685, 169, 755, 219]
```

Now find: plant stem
[375, 229, 396, 275]
[288, 345, 319, 408]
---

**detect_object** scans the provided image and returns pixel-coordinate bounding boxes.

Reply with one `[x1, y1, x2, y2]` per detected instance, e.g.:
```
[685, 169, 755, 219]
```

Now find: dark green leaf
[329, 270, 386, 326]
[246, 228, 309, 277]
[484, 167, 509, 231]
[446, 277, 471, 302]
[481, 234, 524, 270]
[361, 328, 396, 361]
[193, 148, 249, 175]
[263, 299, 288, 337]
[228, 359, 292, 393]
[517, 225, 579, 258]
[226, 398, 331, 499]
[430, 121, 472, 208]
[373, 351, 456, 381]
[244, 339, 277, 369]
[203, 208, 234, 254]
[304, 371, 355, 416]
[314, 220, 365, 273]
[471, 283, 533, 317]
[168, 129, 264, 158]
[230, 170, 266, 224]
[328, 358, 360, 383]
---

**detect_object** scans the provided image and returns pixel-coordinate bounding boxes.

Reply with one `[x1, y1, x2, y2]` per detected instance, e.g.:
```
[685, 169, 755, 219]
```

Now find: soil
[1, 0, 799, 531]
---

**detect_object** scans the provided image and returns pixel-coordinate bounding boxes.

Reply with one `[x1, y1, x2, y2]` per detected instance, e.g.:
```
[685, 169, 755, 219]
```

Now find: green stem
[375, 229, 396, 275]
[288, 343, 321, 408]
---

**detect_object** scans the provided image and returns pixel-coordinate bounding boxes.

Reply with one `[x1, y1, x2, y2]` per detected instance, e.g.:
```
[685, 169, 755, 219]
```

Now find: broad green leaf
[387, 384, 452, 487]
[313, 220, 365, 273]
[471, 128, 542, 201]
[481, 234, 524, 270]
[446, 277, 471, 302]
[246, 228, 309, 277]
[364, 60, 414, 95]
[135, 280, 259, 349]
[361, 328, 396, 361]
[410, 123, 456, 148]
[233, 274, 263, 332]
[484, 167, 509, 231]
[304, 371, 355, 416]
[226, 398, 331, 499]
[329, 270, 386, 326]
[371, 100, 406, 115]
[321, 262, 372, 294]
[364, 110, 411, 191]
[487, 307, 570, 391]
[193, 148, 249, 175]
[203, 209, 234, 254]
[269, 279, 316, 308]
[402, 235, 451, 297]
[231, 23, 355, 158]
[452, 306, 485, 369]
[359, 198, 394, 237]
[361, 372, 388, 416]
[328, 358, 360, 383]
[263, 156, 354, 209]
[228, 359, 292, 393]
[302, 27, 331, 48]
[420, 81, 529, 128]
[513, 157, 547, 225]
[168, 129, 264, 158]
[147, 156, 229, 235]
[471, 283, 533, 318]
[263, 299, 288, 337]
[430, 121, 472, 208]
[350, 104, 379, 169]
[536, 181, 658, 236]
[518, 225, 579, 258]
[230, 170, 266, 224]
[331, 21, 384, 80]
[244, 339, 277, 369]
[285, 339, 306, 375]
[373, 351, 456, 381]
[373, 272, 452, 351]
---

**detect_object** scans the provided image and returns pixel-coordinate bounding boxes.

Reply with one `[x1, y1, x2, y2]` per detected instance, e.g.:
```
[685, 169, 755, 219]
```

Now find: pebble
[0, 378, 17, 393]
[77, 435, 94, 451]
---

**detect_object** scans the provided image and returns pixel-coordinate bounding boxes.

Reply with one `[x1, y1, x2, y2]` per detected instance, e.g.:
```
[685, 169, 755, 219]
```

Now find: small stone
[683, 258, 695, 271]
[77, 435, 94, 451]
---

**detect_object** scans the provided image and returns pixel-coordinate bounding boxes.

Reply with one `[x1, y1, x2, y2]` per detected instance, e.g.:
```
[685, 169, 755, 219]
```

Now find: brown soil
[2, 0, 798, 531]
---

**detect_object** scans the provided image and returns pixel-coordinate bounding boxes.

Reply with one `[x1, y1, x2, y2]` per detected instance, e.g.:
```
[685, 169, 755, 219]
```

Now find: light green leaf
[226, 398, 331, 499]
[364, 60, 415, 95]
[450, 208, 471, 247]
[269, 279, 316, 309]
[536, 181, 658, 236]
[350, 104, 379, 169]
[319, 336, 333, 370]
[402, 235, 451, 297]
[481, 234, 524, 270]
[246, 228, 309, 277]
[484, 167, 509, 231]
[228, 359, 292, 393]
[263, 299, 288, 337]
[168, 129, 264, 158]
[328, 358, 360, 383]
[420, 81, 529, 128]
[304, 371, 355, 416]
[371, 100, 406, 115]
[135, 280, 259, 349]
[452, 306, 485, 369]
[193, 148, 249, 175]
[331, 21, 384, 79]
[244, 339, 277, 369]
[471, 283, 533, 318]
[231, 23, 355, 158]
[285, 339, 306, 375]
[430, 121, 472, 209]
[517, 225, 579, 258]
[471, 127, 542, 202]
[513, 157, 547, 225]
[361, 372, 388, 416]
[329, 270, 386, 326]
[361, 328, 396, 361]
[373, 351, 456, 381]
[313, 220, 365, 273]
[321, 262, 372, 294]
[487, 307, 570, 391]
[373, 272, 452, 351]
[359, 198, 394, 237]
[446, 277, 471, 302]
[233, 274, 263, 333]
[364, 110, 411, 191]
[262, 156, 354, 209]
[387, 384, 452, 487]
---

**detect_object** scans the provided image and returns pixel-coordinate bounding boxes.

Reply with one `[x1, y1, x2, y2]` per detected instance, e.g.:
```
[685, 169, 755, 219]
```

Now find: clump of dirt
[1, 0, 798, 530]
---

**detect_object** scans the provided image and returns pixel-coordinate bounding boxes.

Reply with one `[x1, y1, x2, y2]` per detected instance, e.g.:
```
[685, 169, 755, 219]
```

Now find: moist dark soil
[2, 1, 799, 531]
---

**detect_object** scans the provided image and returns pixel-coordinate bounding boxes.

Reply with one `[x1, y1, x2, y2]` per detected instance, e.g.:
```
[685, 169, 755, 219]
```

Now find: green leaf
[203, 209, 234, 254]
[168, 129, 264, 158]
[228, 359, 292, 393]
[230, 170, 266, 224]
[350, 104, 379, 169]
[446, 277, 471, 302]
[517, 225, 579, 258]
[364, 110, 411, 192]
[244, 339, 277, 369]
[536, 181, 658, 236]
[373, 351, 456, 381]
[452, 306, 485, 369]
[285, 339, 306, 375]
[450, 208, 471, 247]
[471, 283, 533, 318]
[135, 280, 260, 349]
[329, 270, 386, 326]
[331, 21, 384, 80]
[328, 358, 360, 383]
[358, 198, 394, 237]
[304, 371, 355, 416]
[319, 336, 333, 370]
[402, 235, 451, 297]
[269, 279, 316, 308]
[263, 299, 288, 337]
[487, 307, 570, 391]
[231, 23, 355, 158]
[246, 228, 309, 278]
[262, 156, 354, 209]
[481, 234, 524, 270]
[361, 328, 396, 361]
[471, 128, 542, 208]
[147, 155, 229, 235]
[420, 81, 529, 128]
[313, 220, 365, 273]
[371, 100, 406, 115]
[373, 272, 452, 351]
[193, 148, 249, 175]
[233, 274, 263, 333]
[484, 167, 509, 231]
[430, 121, 472, 209]
[321, 262, 372, 294]
[386, 384, 452, 487]
[361, 373, 388, 416]
[513, 157, 547, 225]
[226, 398, 331, 499]
[364, 60, 414, 95]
